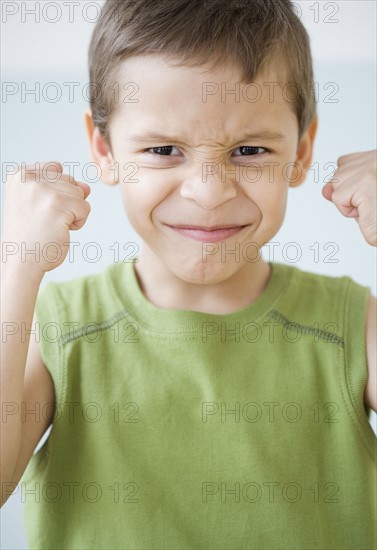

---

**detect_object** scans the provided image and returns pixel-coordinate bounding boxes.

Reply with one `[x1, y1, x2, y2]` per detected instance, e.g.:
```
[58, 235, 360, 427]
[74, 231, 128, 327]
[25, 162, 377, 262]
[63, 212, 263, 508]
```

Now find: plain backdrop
[1, 1, 376, 548]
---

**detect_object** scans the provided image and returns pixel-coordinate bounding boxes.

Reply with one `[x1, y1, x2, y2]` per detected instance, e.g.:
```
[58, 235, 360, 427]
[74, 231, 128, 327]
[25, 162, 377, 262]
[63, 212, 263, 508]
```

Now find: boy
[1, 0, 376, 548]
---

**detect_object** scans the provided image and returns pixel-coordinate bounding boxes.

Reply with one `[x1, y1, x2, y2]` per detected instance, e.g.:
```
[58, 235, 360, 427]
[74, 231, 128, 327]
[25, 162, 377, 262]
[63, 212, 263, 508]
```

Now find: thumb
[322, 181, 334, 202]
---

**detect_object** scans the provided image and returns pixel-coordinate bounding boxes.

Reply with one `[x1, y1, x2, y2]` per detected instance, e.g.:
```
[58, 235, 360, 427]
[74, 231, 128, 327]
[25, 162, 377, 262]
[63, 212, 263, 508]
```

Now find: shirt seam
[267, 309, 345, 347]
[339, 278, 377, 460]
[105, 262, 296, 338]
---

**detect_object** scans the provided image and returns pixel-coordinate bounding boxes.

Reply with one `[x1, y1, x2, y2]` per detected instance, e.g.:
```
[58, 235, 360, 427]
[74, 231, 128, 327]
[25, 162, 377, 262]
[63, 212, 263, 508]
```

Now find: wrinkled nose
[180, 162, 238, 209]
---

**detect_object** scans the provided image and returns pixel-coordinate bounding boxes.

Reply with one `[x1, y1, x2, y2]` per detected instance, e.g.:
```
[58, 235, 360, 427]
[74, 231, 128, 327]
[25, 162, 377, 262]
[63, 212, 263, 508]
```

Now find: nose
[180, 161, 238, 209]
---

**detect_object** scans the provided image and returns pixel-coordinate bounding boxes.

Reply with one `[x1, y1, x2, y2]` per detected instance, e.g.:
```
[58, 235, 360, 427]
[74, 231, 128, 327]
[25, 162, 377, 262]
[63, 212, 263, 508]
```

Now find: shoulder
[272, 263, 365, 320]
[35, 262, 127, 329]
[276, 263, 376, 412]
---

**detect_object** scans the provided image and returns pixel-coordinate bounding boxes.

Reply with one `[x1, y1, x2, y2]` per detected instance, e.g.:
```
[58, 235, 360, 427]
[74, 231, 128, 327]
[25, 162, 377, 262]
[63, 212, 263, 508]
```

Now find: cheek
[119, 172, 173, 230]
[241, 170, 289, 214]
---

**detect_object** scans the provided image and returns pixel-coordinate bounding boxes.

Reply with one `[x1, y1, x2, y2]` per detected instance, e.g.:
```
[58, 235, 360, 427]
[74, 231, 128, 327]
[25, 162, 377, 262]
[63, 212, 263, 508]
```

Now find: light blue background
[1, 1, 376, 548]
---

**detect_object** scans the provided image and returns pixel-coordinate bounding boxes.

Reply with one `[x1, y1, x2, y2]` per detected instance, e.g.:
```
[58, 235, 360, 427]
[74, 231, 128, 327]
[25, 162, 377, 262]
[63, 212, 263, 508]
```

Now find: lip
[169, 224, 244, 230]
[165, 224, 249, 243]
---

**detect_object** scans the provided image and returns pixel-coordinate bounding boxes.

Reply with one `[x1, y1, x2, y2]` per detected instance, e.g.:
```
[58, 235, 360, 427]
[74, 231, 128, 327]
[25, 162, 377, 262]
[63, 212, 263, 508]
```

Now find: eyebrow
[128, 129, 286, 144]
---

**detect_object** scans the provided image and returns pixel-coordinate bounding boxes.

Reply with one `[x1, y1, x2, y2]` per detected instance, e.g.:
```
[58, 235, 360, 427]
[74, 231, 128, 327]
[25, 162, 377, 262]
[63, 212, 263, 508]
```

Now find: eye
[143, 145, 269, 159]
[145, 146, 181, 156]
[233, 146, 268, 157]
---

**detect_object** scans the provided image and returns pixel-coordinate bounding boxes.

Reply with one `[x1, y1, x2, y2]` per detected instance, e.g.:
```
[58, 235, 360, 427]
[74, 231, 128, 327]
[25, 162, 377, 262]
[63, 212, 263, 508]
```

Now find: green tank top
[19, 259, 376, 549]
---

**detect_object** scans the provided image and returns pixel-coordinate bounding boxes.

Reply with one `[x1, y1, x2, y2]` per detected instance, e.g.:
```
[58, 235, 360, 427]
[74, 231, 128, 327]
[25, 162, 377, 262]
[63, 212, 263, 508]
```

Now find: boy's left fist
[322, 150, 377, 247]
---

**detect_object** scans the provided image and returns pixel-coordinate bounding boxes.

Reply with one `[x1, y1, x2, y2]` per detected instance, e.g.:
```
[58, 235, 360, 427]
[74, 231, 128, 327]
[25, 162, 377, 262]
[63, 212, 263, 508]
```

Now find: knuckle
[337, 154, 349, 164]
[13, 166, 26, 182]
[77, 186, 86, 199]
[84, 201, 91, 215]
[44, 161, 62, 171]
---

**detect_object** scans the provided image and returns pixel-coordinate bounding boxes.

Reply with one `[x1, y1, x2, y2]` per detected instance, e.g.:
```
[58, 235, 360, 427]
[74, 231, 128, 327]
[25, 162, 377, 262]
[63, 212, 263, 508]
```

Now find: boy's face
[88, 55, 317, 284]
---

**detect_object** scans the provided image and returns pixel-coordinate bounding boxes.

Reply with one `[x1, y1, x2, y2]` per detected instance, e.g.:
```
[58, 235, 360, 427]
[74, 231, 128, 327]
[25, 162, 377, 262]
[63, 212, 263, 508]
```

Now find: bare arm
[0, 264, 56, 507]
[364, 293, 377, 413]
[1, 162, 91, 507]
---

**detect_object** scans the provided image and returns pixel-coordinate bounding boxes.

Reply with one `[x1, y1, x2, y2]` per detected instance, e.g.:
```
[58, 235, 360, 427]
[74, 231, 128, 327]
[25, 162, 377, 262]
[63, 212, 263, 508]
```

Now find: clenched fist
[322, 150, 377, 247]
[2, 162, 92, 277]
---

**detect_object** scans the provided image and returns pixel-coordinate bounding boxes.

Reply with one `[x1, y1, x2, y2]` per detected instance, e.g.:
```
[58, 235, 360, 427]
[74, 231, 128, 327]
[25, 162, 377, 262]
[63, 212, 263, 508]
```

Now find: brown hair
[88, 0, 316, 147]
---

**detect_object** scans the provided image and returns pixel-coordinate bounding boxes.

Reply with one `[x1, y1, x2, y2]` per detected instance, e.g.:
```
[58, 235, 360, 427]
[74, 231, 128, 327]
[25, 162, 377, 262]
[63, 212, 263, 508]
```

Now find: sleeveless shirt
[20, 259, 377, 549]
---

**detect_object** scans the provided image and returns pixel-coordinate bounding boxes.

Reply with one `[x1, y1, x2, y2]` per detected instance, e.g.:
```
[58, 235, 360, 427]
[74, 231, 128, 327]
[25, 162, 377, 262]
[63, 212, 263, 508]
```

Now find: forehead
[110, 54, 297, 143]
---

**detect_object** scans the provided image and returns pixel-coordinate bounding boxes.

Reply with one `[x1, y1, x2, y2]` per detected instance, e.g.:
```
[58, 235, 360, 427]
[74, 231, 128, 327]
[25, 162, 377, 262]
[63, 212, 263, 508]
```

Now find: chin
[171, 255, 239, 285]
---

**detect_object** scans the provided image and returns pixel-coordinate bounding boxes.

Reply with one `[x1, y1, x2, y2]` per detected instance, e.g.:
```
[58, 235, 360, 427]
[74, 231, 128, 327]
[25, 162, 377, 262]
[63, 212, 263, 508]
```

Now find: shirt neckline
[107, 258, 295, 334]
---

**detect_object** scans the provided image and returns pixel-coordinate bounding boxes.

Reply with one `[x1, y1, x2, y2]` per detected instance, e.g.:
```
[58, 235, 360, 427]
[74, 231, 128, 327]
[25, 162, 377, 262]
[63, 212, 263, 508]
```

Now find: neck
[133, 246, 272, 315]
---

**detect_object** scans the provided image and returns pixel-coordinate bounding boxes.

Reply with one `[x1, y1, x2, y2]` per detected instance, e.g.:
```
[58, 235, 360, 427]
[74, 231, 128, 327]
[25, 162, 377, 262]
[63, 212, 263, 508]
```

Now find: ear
[289, 114, 318, 188]
[84, 109, 118, 185]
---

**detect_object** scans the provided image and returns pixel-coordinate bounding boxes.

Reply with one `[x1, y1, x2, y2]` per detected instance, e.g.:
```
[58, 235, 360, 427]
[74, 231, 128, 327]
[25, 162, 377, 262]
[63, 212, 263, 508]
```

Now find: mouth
[165, 224, 250, 243]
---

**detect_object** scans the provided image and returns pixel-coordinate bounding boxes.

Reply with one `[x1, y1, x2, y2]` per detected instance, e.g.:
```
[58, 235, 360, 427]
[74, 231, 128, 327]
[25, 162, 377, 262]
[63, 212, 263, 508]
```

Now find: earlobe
[84, 109, 118, 185]
[289, 114, 319, 188]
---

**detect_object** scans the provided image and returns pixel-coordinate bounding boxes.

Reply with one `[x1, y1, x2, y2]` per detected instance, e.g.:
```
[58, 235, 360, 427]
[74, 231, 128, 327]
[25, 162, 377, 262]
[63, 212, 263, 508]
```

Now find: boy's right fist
[2, 162, 92, 277]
